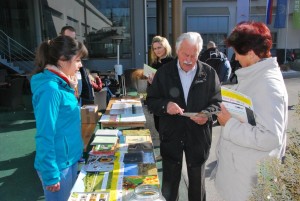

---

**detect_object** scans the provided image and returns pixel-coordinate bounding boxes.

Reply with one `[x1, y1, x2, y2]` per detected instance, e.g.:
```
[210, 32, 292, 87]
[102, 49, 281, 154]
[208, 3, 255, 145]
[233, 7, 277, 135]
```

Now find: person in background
[61, 26, 81, 101]
[89, 71, 103, 92]
[200, 41, 231, 84]
[146, 32, 222, 201]
[31, 36, 88, 201]
[213, 21, 288, 201]
[148, 36, 173, 130]
[61, 25, 94, 105]
[229, 53, 241, 83]
[148, 35, 173, 161]
[60, 26, 76, 39]
[149, 35, 173, 85]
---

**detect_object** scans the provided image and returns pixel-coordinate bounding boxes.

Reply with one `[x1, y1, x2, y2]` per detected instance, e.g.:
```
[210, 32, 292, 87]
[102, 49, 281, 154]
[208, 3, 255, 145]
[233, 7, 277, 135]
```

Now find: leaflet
[221, 87, 256, 126]
[143, 64, 157, 78]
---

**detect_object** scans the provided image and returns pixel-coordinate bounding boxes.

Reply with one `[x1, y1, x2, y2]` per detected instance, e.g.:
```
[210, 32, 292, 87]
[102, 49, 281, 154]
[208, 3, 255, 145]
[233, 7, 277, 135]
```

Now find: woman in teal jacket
[31, 36, 88, 201]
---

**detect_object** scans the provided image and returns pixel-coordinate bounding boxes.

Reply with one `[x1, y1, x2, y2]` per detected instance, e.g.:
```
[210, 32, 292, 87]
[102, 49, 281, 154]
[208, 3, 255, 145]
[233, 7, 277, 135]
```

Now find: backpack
[205, 50, 231, 83]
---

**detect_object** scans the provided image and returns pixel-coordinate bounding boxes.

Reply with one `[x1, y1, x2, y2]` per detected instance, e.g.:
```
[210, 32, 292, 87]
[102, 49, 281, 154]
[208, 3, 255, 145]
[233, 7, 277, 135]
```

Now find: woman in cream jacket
[213, 21, 288, 201]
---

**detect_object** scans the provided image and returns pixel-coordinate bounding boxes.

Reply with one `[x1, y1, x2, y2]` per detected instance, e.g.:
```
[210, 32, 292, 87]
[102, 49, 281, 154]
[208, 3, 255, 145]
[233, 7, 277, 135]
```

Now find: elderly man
[146, 32, 222, 201]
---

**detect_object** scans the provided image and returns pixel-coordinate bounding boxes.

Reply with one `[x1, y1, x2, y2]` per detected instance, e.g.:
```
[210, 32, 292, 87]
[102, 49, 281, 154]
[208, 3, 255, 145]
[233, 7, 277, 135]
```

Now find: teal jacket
[31, 70, 83, 186]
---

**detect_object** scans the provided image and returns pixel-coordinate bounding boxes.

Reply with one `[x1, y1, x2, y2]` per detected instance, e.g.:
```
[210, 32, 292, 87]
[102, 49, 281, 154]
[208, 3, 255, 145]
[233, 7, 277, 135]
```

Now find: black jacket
[80, 67, 94, 104]
[151, 56, 174, 70]
[146, 59, 222, 166]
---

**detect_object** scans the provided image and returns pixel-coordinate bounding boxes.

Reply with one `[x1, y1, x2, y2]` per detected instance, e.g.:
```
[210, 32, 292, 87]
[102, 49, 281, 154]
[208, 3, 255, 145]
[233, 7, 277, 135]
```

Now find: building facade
[1, 0, 300, 74]
[147, 0, 300, 64]
[0, 0, 147, 72]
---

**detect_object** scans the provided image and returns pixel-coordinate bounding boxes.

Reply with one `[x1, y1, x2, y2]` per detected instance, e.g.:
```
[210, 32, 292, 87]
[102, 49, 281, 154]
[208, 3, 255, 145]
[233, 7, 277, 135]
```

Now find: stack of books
[90, 129, 119, 155]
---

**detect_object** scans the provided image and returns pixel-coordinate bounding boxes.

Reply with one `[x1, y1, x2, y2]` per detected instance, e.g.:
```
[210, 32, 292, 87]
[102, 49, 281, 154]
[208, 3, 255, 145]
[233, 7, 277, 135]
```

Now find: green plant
[249, 94, 300, 201]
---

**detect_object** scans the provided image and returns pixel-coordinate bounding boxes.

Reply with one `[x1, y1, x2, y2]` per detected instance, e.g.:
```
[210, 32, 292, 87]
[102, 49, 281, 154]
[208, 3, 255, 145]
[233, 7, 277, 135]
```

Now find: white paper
[95, 129, 119, 136]
[143, 64, 157, 77]
[221, 87, 255, 125]
[181, 113, 198, 117]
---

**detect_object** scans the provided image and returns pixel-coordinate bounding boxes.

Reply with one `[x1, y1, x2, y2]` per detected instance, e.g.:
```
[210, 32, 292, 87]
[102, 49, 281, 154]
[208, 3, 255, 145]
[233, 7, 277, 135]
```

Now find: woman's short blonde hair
[150, 36, 172, 64]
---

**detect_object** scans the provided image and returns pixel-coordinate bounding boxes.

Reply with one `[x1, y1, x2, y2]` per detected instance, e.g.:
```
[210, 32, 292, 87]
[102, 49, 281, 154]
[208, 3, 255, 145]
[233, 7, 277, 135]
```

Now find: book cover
[122, 175, 160, 190]
[99, 114, 119, 123]
[91, 136, 118, 145]
[95, 129, 119, 136]
[109, 102, 143, 115]
[143, 151, 155, 164]
[68, 192, 109, 201]
[122, 129, 151, 136]
[125, 135, 152, 144]
[90, 144, 116, 155]
[123, 152, 144, 163]
[83, 171, 113, 192]
[128, 142, 153, 152]
[120, 113, 146, 123]
[124, 163, 158, 176]
[84, 154, 115, 172]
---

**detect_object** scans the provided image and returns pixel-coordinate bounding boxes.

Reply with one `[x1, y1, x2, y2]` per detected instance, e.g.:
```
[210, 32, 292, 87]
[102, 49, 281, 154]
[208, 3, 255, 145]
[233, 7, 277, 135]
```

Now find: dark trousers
[162, 159, 206, 201]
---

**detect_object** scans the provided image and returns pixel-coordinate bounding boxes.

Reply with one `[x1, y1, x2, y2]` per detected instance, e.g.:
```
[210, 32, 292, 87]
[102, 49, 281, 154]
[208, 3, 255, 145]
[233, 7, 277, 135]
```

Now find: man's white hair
[175, 32, 203, 56]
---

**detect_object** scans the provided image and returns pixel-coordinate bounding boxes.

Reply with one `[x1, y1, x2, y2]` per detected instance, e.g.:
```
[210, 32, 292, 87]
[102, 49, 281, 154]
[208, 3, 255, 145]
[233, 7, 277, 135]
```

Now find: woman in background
[148, 36, 173, 161]
[148, 36, 173, 131]
[214, 21, 288, 201]
[148, 36, 173, 84]
[31, 35, 88, 201]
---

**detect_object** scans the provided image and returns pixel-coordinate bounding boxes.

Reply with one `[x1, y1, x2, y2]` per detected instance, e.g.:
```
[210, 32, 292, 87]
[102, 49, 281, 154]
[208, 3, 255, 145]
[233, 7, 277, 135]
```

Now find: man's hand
[190, 113, 209, 125]
[167, 102, 184, 115]
[46, 182, 60, 192]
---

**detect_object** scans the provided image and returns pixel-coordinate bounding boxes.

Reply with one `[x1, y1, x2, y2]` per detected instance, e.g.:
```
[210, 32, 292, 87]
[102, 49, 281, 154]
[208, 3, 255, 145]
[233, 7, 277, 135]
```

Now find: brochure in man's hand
[221, 87, 256, 126]
[143, 64, 157, 77]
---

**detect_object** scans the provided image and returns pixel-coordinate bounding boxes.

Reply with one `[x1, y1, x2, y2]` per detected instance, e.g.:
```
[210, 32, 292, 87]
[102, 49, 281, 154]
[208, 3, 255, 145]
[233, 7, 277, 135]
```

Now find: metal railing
[0, 30, 35, 73]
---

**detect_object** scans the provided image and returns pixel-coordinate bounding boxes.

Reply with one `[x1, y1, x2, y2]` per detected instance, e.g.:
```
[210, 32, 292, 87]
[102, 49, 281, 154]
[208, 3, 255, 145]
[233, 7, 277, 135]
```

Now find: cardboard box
[81, 104, 99, 123]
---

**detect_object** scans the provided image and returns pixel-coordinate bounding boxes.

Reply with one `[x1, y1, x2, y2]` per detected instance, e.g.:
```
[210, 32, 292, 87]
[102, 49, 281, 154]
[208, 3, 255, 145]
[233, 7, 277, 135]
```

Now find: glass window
[39, 0, 131, 59]
[87, 0, 131, 59]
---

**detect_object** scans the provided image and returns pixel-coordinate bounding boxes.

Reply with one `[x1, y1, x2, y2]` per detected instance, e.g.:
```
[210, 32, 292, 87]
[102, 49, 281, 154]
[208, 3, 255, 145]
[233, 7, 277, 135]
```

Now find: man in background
[200, 41, 231, 84]
[60, 26, 76, 39]
[61, 26, 94, 105]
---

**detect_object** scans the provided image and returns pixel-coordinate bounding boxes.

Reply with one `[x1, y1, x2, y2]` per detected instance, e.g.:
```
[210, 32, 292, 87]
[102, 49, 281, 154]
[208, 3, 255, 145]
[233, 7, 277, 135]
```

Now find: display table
[69, 98, 161, 201]
[70, 129, 159, 201]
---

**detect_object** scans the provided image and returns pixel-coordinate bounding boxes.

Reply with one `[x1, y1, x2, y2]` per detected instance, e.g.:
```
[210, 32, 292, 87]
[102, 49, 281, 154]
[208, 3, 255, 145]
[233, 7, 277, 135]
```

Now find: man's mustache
[183, 61, 193, 65]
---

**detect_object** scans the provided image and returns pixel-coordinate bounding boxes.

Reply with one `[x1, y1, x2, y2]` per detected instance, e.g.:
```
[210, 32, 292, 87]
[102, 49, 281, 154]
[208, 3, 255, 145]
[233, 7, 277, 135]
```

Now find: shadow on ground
[0, 109, 36, 133]
[0, 152, 44, 201]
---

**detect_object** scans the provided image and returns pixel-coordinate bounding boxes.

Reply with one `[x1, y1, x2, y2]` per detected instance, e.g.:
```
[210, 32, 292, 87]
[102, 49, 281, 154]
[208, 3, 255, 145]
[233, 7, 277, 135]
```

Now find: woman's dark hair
[33, 36, 88, 74]
[225, 21, 272, 58]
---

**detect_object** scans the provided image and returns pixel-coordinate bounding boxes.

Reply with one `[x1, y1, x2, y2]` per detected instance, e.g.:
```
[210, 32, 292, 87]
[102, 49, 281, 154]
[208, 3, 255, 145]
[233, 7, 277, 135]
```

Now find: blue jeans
[37, 163, 78, 201]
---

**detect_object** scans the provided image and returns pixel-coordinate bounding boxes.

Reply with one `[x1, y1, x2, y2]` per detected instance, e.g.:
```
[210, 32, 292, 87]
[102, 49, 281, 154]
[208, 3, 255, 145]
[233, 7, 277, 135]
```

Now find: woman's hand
[46, 182, 60, 192]
[147, 73, 155, 84]
[217, 104, 232, 126]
